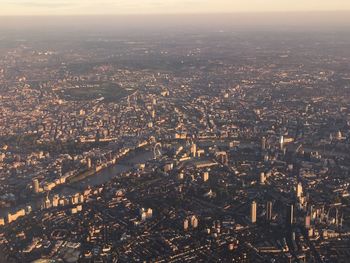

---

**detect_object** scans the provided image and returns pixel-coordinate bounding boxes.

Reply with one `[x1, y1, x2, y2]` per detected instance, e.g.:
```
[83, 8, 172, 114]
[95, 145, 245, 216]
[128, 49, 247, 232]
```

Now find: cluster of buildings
[0, 31, 350, 262]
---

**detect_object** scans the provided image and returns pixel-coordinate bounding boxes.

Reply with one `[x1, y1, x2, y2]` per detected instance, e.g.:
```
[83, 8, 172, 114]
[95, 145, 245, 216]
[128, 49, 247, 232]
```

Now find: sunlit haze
[1, 0, 350, 16]
[2, 1, 350, 263]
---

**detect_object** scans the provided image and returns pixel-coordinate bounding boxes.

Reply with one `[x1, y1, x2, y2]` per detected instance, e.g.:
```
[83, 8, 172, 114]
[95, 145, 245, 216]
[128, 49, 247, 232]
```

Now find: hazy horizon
[1, 11, 350, 34]
[1, 0, 350, 16]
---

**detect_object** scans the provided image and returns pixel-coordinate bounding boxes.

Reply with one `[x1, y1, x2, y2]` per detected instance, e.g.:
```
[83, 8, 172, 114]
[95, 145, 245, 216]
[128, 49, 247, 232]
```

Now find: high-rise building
[43, 197, 51, 209]
[266, 201, 273, 221]
[33, 179, 40, 194]
[184, 219, 189, 231]
[251, 201, 257, 224]
[280, 135, 284, 150]
[286, 204, 294, 228]
[52, 195, 60, 207]
[309, 205, 314, 220]
[141, 211, 147, 221]
[147, 208, 153, 219]
[261, 136, 266, 150]
[87, 157, 92, 169]
[191, 143, 197, 157]
[260, 172, 266, 185]
[296, 182, 303, 198]
[191, 215, 199, 228]
[202, 171, 209, 182]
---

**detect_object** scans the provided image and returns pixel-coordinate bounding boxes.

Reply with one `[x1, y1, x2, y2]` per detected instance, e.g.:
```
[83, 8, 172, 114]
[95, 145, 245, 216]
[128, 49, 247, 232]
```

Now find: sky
[1, 0, 350, 16]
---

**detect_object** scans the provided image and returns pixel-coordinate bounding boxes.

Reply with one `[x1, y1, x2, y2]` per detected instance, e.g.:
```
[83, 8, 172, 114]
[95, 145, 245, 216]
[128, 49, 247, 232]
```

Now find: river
[0, 149, 153, 218]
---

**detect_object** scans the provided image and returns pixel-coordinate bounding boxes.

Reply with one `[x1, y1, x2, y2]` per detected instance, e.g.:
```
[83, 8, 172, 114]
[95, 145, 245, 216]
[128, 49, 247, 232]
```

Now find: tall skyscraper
[86, 157, 92, 169]
[202, 171, 209, 182]
[280, 135, 284, 150]
[266, 201, 273, 221]
[251, 201, 257, 224]
[32, 179, 40, 194]
[296, 182, 303, 198]
[261, 136, 266, 150]
[191, 215, 198, 228]
[191, 143, 197, 157]
[286, 204, 294, 228]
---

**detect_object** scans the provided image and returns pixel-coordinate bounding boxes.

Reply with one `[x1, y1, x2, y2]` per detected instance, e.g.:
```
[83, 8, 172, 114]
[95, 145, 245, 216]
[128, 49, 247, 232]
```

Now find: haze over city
[0, 0, 350, 33]
[1, 0, 349, 15]
[1, 1, 350, 263]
